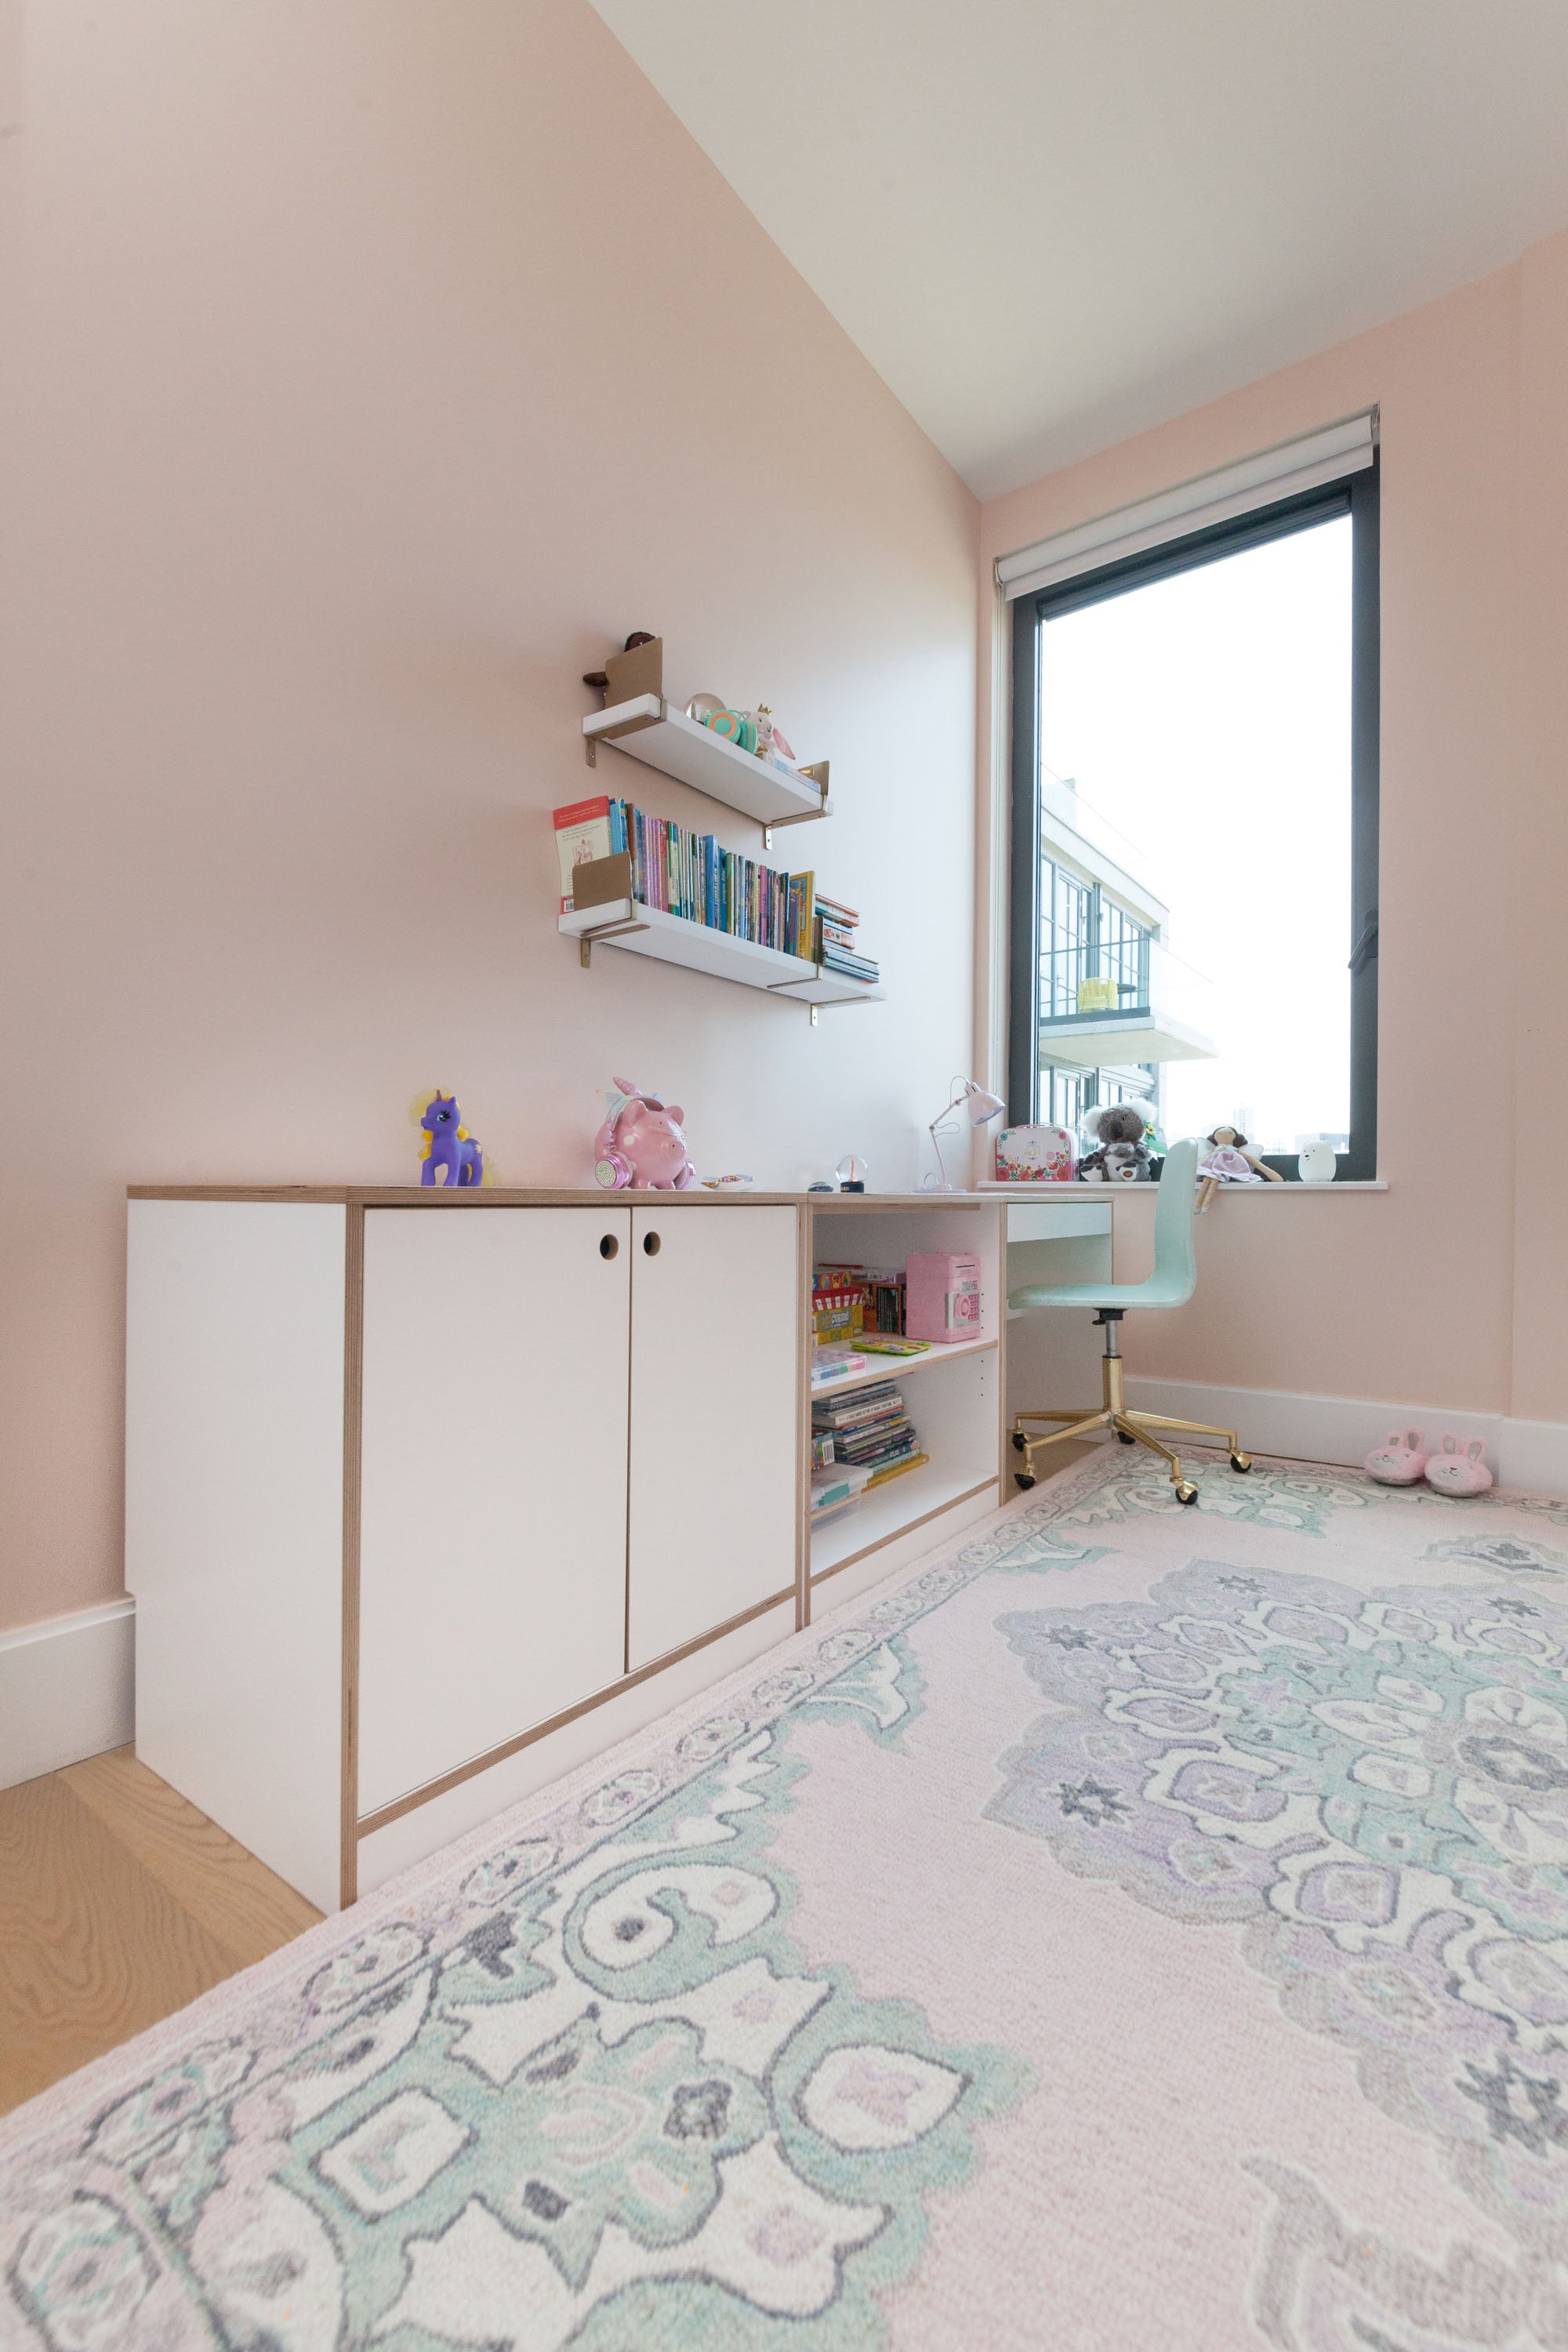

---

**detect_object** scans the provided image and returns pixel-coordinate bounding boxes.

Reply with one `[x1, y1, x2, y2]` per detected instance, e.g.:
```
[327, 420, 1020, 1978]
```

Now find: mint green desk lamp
[1007, 1135, 1253, 1505]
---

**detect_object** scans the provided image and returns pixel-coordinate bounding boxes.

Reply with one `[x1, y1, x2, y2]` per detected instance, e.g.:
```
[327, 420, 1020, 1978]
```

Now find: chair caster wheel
[1174, 1482, 1199, 1506]
[1117, 1430, 1136, 1444]
[1011, 1430, 1026, 1452]
[1230, 1453, 1252, 1472]
[1014, 1473, 1036, 1492]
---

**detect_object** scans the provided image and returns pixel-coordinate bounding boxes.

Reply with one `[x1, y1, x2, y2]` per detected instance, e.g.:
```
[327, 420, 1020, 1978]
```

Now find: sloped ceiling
[590, 0, 1568, 497]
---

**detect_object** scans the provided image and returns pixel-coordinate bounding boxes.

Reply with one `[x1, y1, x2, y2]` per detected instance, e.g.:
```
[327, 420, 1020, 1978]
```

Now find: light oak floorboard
[61, 1748, 320, 1969]
[0, 1749, 321, 2117]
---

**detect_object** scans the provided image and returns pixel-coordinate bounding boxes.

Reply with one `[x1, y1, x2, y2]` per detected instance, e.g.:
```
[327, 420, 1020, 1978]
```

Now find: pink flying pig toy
[593, 1078, 698, 1192]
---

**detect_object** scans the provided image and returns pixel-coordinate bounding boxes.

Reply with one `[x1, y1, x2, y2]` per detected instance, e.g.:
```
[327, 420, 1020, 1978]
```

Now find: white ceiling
[590, 1, 1568, 499]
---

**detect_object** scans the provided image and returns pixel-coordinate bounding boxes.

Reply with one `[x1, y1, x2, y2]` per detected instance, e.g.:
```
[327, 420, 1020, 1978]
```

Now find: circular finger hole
[599, 1234, 619, 1259]
[643, 1231, 661, 1255]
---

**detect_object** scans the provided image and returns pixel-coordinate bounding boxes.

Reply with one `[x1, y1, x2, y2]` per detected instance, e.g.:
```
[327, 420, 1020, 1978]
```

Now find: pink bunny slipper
[1424, 1435, 1494, 1495]
[1364, 1428, 1428, 1485]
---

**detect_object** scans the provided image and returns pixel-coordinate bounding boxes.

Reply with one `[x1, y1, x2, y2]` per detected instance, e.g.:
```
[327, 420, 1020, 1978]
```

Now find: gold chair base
[1011, 1358, 1250, 1505]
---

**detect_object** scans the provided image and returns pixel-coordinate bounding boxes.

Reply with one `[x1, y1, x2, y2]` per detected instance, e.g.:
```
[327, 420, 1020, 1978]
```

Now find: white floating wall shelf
[559, 895, 883, 1025]
[583, 695, 832, 848]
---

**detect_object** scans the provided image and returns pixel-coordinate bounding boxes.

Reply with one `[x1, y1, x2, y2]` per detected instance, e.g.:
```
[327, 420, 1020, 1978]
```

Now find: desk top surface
[127, 1184, 1109, 1210]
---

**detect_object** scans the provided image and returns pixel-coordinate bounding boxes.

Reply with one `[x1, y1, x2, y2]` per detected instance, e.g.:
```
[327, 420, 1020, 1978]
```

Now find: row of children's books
[811, 1377, 923, 1483]
[555, 796, 879, 974]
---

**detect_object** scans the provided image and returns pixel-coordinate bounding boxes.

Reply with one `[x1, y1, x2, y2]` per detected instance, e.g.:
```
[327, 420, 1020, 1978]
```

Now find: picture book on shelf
[554, 796, 615, 912]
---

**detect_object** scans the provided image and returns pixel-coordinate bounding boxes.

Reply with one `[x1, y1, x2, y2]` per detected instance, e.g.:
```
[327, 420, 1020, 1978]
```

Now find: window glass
[1035, 515, 1352, 1159]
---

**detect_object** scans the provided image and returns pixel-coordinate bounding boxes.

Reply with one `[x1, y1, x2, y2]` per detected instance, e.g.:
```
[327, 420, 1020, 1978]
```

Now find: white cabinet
[122, 1189, 835, 1911]
[627, 1203, 799, 1669]
[358, 1208, 633, 1816]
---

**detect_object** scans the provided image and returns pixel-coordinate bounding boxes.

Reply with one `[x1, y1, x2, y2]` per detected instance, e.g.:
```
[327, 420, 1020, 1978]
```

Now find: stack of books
[810, 1379, 925, 1488]
[815, 895, 879, 985]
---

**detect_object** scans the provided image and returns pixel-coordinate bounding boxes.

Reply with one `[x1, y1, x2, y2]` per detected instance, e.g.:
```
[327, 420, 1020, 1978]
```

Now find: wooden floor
[0, 1747, 321, 2117]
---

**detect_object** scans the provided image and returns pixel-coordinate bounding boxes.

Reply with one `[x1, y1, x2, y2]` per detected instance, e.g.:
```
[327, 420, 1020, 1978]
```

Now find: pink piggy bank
[593, 1077, 698, 1191]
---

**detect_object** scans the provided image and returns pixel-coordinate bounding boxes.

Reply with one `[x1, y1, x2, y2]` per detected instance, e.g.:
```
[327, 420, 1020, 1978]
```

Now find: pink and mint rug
[9, 1446, 1568, 2349]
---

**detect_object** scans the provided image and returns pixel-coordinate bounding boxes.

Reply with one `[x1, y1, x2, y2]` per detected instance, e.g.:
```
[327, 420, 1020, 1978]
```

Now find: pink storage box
[905, 1251, 983, 1343]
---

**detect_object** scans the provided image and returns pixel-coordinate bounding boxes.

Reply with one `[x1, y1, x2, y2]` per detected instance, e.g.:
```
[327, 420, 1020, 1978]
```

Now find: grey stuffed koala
[1080, 1102, 1152, 1183]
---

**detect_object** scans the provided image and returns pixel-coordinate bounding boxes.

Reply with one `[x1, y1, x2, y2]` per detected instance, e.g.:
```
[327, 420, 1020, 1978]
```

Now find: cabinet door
[358, 1208, 630, 1817]
[627, 1204, 798, 1671]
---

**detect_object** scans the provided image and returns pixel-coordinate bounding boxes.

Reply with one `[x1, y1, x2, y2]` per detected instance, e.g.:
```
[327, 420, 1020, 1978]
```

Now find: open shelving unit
[572, 642, 878, 1020]
[583, 695, 832, 848]
[560, 893, 883, 1021]
[804, 1203, 1004, 1593]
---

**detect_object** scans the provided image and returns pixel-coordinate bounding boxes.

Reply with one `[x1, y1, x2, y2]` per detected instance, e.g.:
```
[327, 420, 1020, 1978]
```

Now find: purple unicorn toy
[419, 1090, 484, 1187]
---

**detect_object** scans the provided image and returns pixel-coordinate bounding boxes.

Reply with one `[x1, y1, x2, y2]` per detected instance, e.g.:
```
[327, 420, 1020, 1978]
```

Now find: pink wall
[981, 246, 1568, 1424]
[0, 2, 978, 1634]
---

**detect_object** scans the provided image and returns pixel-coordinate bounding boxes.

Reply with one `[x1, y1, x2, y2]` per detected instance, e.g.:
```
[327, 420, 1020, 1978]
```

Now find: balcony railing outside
[1038, 936, 1216, 1061]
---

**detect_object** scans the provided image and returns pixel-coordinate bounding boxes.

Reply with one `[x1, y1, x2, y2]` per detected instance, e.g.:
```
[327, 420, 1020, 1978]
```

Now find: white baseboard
[0, 1598, 136, 1791]
[1121, 1377, 1568, 1498]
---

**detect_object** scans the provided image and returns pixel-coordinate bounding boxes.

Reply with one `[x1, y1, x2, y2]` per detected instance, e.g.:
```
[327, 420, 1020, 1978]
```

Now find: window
[1007, 446, 1379, 1178]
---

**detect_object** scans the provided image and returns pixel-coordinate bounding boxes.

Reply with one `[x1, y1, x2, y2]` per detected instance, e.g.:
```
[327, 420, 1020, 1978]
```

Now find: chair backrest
[1145, 1135, 1201, 1305]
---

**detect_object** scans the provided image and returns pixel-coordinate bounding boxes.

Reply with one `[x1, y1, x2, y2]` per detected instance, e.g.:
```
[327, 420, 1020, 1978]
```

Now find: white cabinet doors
[626, 1203, 798, 1671]
[358, 1208, 631, 1816]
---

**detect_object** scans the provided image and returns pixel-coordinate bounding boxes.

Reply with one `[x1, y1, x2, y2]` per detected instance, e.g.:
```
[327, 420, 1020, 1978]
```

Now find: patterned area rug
[10, 1448, 1568, 2349]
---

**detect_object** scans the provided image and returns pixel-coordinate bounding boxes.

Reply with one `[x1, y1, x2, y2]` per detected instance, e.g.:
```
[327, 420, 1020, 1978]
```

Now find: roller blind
[996, 410, 1377, 601]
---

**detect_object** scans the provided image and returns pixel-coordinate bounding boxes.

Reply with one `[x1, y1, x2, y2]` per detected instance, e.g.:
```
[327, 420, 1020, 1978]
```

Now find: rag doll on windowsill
[1196, 1125, 1283, 1211]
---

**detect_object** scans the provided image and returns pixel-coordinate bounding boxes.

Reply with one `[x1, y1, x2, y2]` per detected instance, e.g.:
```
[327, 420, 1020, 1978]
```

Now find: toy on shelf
[418, 1091, 484, 1188]
[1298, 1140, 1338, 1182]
[1196, 1123, 1284, 1210]
[995, 1123, 1076, 1183]
[593, 1078, 698, 1192]
[906, 1250, 982, 1342]
[703, 708, 757, 752]
[1365, 1428, 1428, 1486]
[1080, 1104, 1152, 1185]
[835, 1155, 869, 1194]
[701, 1174, 755, 1190]
[1424, 1436, 1494, 1495]
[750, 706, 798, 773]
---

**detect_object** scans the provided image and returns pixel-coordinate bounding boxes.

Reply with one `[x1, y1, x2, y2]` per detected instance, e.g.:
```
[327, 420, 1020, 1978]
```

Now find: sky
[1038, 515, 1352, 1154]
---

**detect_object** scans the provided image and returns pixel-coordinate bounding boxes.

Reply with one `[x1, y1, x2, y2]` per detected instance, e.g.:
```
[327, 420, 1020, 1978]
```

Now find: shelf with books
[561, 847, 884, 1021]
[559, 891, 884, 1015]
[808, 1335, 1000, 1582]
[583, 695, 832, 845]
[808, 1333, 997, 1402]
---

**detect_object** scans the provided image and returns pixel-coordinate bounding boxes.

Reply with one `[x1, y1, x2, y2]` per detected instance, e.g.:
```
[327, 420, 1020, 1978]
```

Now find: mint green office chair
[1009, 1135, 1252, 1506]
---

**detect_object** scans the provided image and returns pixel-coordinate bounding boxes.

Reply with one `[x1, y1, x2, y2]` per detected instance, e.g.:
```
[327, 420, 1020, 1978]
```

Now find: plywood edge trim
[808, 1478, 1000, 1587]
[126, 1187, 993, 1209]
[355, 1585, 797, 1836]
[339, 1205, 365, 1909]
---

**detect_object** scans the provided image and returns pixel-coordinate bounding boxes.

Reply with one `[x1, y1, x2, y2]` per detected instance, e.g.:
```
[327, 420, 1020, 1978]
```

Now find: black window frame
[1007, 454, 1380, 1181]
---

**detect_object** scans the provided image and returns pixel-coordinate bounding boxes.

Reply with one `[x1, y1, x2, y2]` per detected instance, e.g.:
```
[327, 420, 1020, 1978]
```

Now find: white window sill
[978, 1178, 1388, 1195]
